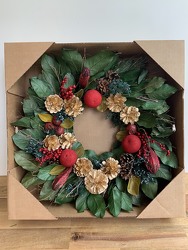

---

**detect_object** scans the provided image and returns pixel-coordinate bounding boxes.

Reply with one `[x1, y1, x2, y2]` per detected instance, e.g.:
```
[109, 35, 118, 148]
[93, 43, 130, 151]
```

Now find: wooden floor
[0, 176, 188, 250]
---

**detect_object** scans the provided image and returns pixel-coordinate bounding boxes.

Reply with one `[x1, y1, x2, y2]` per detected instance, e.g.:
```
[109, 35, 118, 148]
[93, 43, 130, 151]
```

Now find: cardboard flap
[135, 40, 184, 88]
[138, 170, 185, 218]
[5, 42, 54, 91]
[8, 173, 57, 220]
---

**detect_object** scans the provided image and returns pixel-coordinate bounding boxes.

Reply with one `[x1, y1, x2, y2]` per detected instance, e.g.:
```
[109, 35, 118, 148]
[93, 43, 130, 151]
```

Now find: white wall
[0, 0, 187, 175]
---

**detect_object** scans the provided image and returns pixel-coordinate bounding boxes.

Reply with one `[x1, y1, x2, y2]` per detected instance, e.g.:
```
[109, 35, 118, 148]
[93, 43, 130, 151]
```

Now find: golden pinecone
[45, 94, 64, 113]
[106, 93, 127, 112]
[120, 106, 140, 124]
[59, 133, 77, 149]
[64, 96, 84, 117]
[74, 158, 93, 177]
[84, 169, 108, 194]
[101, 157, 121, 180]
[43, 135, 60, 151]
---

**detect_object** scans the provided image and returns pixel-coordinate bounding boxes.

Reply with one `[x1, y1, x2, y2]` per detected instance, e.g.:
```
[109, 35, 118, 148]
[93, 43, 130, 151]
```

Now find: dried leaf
[50, 165, 65, 176]
[116, 130, 126, 142]
[127, 175, 141, 196]
[61, 119, 73, 129]
[75, 89, 84, 99]
[97, 98, 107, 112]
[38, 113, 53, 122]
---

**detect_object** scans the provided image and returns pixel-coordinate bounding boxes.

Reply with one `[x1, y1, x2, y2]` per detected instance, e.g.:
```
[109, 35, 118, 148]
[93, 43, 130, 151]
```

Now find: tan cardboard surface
[6, 41, 185, 220]
[8, 173, 56, 220]
[138, 170, 185, 218]
[5, 42, 54, 92]
[135, 40, 184, 88]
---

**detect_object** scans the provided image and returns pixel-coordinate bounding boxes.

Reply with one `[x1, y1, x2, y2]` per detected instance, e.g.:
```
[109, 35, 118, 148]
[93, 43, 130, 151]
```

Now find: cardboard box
[5, 41, 185, 220]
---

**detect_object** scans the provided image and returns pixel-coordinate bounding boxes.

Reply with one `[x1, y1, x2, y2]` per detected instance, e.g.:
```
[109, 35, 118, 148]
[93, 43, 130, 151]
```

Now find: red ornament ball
[122, 135, 141, 153]
[59, 149, 78, 167]
[83, 90, 102, 108]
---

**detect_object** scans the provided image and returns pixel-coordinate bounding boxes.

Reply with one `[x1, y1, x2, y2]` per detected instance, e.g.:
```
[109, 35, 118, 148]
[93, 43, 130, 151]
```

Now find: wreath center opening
[74, 107, 118, 154]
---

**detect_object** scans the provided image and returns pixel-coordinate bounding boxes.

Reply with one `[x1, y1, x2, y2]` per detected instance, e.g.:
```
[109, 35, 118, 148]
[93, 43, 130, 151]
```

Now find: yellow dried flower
[59, 133, 77, 149]
[101, 157, 121, 180]
[74, 158, 93, 177]
[45, 94, 64, 113]
[43, 135, 60, 151]
[84, 169, 108, 194]
[64, 96, 84, 117]
[106, 93, 127, 112]
[120, 106, 140, 124]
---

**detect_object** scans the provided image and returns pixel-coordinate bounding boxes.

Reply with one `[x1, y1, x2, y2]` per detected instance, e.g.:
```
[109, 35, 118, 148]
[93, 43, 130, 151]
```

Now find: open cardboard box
[5, 41, 185, 220]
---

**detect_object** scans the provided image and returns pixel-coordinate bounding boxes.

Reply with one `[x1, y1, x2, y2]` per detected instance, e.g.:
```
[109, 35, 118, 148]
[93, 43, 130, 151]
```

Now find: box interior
[6, 42, 184, 219]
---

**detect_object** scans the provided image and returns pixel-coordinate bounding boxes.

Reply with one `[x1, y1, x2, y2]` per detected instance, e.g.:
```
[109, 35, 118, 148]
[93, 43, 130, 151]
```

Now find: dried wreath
[12, 49, 178, 217]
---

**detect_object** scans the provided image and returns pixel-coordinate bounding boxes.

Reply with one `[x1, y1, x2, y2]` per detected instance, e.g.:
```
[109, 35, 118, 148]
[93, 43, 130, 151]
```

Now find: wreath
[12, 49, 178, 217]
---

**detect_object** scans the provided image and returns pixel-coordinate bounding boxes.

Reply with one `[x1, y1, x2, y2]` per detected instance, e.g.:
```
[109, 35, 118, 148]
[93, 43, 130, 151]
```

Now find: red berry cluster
[136, 131, 170, 161]
[60, 77, 76, 100]
[36, 147, 63, 165]
[136, 132, 150, 161]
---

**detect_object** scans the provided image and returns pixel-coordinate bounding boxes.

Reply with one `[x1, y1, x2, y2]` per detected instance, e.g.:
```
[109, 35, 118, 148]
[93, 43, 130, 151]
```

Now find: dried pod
[146, 148, 160, 174]
[52, 167, 72, 190]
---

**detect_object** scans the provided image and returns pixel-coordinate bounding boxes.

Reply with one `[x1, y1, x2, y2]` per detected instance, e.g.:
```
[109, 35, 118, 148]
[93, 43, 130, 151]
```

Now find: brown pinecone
[106, 70, 119, 82]
[119, 153, 134, 180]
[97, 78, 110, 94]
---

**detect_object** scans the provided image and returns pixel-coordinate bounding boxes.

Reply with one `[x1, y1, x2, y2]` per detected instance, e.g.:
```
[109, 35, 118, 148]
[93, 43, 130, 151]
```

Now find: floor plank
[0, 175, 188, 250]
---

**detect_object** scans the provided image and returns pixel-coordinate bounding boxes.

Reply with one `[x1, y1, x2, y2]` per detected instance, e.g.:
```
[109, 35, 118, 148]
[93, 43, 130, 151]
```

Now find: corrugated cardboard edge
[138, 170, 185, 218]
[4, 42, 54, 91]
[135, 40, 184, 88]
[8, 173, 57, 220]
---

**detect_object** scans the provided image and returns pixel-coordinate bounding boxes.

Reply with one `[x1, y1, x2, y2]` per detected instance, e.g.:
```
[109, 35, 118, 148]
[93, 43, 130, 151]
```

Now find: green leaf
[151, 143, 178, 168]
[76, 188, 90, 213]
[63, 73, 76, 88]
[39, 181, 59, 201]
[138, 69, 148, 84]
[61, 49, 83, 76]
[120, 68, 141, 84]
[141, 180, 158, 199]
[55, 188, 74, 204]
[41, 54, 60, 80]
[154, 164, 172, 180]
[152, 137, 172, 151]
[27, 88, 45, 108]
[87, 194, 106, 218]
[121, 192, 133, 212]
[30, 77, 53, 98]
[11, 117, 31, 128]
[61, 118, 73, 129]
[37, 164, 57, 181]
[42, 70, 60, 94]
[23, 98, 41, 117]
[145, 77, 165, 94]
[12, 129, 44, 150]
[72, 142, 85, 158]
[108, 186, 122, 217]
[98, 152, 114, 162]
[115, 177, 128, 192]
[30, 116, 44, 130]
[147, 84, 177, 100]
[84, 150, 97, 161]
[84, 50, 117, 76]
[137, 112, 156, 128]
[14, 150, 39, 171]
[142, 100, 169, 115]
[21, 172, 44, 189]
